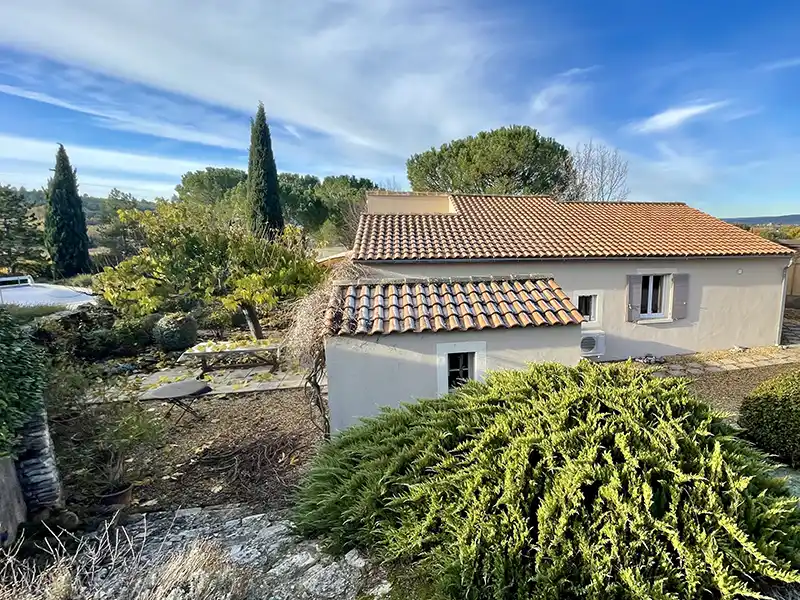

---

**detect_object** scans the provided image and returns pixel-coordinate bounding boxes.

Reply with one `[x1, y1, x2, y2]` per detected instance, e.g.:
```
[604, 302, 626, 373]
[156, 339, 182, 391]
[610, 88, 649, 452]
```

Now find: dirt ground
[691, 363, 799, 416]
[785, 307, 800, 323]
[132, 389, 322, 511]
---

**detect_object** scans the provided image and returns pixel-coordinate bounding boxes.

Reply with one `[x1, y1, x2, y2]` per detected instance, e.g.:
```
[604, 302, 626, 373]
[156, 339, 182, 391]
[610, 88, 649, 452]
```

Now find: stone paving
[136, 364, 319, 395]
[647, 345, 800, 378]
[115, 504, 390, 600]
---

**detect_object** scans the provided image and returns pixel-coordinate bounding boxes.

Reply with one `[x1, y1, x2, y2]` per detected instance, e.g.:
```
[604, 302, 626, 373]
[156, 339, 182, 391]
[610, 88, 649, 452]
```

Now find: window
[437, 342, 486, 396]
[639, 274, 666, 318]
[447, 352, 473, 390]
[577, 294, 597, 322]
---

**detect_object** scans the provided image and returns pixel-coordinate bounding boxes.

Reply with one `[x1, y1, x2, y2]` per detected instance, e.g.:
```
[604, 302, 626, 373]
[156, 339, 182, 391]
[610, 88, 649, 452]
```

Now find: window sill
[636, 316, 673, 325]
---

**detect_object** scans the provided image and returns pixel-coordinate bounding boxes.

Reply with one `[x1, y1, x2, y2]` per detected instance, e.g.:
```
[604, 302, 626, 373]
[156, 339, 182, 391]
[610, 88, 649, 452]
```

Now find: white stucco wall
[364, 257, 790, 360]
[326, 326, 581, 432]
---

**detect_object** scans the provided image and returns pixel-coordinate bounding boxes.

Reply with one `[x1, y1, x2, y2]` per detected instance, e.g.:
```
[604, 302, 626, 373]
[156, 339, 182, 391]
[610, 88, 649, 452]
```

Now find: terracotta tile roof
[325, 276, 583, 336]
[353, 195, 793, 261]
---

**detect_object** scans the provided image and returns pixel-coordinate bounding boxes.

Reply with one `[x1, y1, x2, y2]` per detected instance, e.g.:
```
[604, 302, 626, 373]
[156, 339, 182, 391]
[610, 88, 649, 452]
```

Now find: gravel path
[691, 363, 800, 416]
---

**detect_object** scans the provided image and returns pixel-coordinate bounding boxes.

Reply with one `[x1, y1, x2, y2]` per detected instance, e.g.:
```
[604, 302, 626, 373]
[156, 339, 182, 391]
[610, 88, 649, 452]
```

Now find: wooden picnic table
[178, 342, 281, 375]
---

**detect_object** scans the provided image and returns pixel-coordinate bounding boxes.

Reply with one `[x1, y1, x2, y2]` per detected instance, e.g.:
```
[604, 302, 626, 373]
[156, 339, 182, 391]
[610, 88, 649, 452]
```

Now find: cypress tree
[44, 145, 91, 278]
[247, 103, 284, 237]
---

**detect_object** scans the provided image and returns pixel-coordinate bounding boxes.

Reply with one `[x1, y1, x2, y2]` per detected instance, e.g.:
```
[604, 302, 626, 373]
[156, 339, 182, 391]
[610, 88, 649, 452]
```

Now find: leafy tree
[96, 188, 143, 262]
[0, 185, 44, 274]
[94, 201, 323, 339]
[247, 103, 284, 236]
[44, 145, 91, 278]
[316, 175, 375, 246]
[279, 173, 328, 231]
[174, 167, 247, 204]
[406, 125, 571, 195]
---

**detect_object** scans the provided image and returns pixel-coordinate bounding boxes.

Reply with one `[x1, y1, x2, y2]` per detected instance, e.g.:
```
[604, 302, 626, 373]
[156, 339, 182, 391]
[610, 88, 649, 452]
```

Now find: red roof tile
[325, 276, 583, 336]
[353, 195, 792, 261]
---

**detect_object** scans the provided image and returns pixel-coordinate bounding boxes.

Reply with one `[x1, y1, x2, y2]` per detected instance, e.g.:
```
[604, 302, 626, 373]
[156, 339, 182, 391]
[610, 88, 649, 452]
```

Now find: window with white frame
[436, 341, 487, 396]
[639, 274, 666, 318]
[576, 294, 597, 322]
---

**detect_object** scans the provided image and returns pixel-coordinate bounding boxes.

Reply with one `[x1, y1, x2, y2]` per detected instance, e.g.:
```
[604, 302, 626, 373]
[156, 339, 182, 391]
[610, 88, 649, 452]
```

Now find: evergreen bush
[152, 313, 198, 351]
[740, 370, 800, 467]
[0, 307, 46, 456]
[295, 362, 800, 600]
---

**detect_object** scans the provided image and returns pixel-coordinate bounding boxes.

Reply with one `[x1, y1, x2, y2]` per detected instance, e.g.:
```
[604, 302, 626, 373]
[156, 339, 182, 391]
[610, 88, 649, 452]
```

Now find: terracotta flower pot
[99, 484, 133, 506]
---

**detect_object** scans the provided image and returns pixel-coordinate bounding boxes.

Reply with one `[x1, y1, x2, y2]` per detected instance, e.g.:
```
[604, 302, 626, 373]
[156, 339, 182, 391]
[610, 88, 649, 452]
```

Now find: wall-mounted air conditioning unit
[580, 331, 606, 358]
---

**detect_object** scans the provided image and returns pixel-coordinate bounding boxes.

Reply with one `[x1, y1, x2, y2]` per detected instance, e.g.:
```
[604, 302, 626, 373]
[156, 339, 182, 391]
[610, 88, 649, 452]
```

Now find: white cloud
[0, 134, 243, 177]
[761, 57, 800, 71]
[0, 80, 249, 150]
[0, 133, 247, 198]
[0, 0, 538, 161]
[632, 101, 729, 133]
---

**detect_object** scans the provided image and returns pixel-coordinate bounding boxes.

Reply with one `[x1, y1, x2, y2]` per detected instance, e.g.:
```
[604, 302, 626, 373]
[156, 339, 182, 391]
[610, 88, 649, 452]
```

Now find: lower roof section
[325, 275, 584, 337]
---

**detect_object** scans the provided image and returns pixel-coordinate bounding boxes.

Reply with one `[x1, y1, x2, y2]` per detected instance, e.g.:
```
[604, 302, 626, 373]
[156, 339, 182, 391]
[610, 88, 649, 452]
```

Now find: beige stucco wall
[366, 193, 454, 214]
[364, 257, 790, 360]
[326, 326, 581, 432]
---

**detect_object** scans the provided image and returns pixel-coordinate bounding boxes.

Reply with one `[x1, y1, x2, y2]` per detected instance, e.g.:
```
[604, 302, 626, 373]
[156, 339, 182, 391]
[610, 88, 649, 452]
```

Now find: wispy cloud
[0, 0, 539, 160]
[0, 133, 247, 197]
[632, 101, 729, 133]
[0, 75, 249, 150]
[760, 57, 800, 71]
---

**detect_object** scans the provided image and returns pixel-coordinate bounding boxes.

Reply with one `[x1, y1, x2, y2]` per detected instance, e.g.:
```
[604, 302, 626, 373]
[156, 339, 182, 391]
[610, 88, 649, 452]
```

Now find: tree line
[2, 113, 637, 280]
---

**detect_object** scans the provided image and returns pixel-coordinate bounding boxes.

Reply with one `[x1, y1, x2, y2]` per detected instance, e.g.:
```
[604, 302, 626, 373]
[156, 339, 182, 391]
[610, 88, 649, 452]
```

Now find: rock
[229, 544, 263, 565]
[299, 559, 364, 599]
[56, 510, 80, 530]
[366, 582, 393, 597]
[267, 549, 320, 579]
[69, 505, 389, 599]
[241, 513, 268, 526]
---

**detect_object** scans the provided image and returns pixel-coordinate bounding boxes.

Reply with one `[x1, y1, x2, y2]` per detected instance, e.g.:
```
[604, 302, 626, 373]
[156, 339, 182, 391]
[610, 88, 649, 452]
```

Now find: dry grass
[0, 521, 251, 600]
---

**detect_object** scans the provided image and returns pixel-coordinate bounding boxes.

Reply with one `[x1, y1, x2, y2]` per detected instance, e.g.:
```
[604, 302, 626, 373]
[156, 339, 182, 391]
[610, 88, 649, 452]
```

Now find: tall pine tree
[247, 103, 284, 237]
[44, 145, 91, 278]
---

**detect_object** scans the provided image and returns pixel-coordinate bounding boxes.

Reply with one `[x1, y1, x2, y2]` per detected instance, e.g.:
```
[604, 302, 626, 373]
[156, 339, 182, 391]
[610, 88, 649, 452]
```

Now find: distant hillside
[15, 187, 156, 226]
[724, 214, 800, 226]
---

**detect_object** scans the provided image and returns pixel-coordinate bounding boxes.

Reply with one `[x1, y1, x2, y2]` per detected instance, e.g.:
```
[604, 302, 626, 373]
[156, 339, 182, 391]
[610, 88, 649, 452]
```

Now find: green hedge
[295, 362, 800, 600]
[0, 307, 46, 456]
[740, 370, 800, 467]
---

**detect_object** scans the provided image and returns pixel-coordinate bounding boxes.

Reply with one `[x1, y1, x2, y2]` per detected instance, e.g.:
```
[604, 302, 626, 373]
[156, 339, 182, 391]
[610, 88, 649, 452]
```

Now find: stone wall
[15, 407, 63, 512]
[0, 457, 26, 546]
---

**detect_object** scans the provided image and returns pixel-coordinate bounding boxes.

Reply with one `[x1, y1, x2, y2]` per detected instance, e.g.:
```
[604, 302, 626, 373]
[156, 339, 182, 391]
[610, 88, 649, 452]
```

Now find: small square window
[640, 275, 666, 318]
[447, 352, 474, 390]
[577, 295, 597, 322]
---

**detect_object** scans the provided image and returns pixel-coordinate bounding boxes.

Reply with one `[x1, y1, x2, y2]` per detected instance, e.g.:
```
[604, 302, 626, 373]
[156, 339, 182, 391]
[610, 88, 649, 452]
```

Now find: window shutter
[672, 274, 689, 320]
[626, 275, 642, 322]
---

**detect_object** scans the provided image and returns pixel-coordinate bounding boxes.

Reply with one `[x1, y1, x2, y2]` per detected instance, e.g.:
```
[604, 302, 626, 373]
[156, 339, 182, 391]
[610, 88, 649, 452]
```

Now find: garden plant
[296, 362, 800, 600]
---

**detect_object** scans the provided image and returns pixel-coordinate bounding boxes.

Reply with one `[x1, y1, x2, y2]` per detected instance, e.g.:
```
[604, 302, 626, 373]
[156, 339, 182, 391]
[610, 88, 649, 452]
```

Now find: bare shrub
[556, 140, 629, 203]
[283, 257, 365, 436]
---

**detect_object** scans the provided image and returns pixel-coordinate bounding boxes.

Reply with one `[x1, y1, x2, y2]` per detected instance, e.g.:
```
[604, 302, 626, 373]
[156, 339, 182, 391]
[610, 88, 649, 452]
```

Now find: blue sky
[0, 0, 799, 217]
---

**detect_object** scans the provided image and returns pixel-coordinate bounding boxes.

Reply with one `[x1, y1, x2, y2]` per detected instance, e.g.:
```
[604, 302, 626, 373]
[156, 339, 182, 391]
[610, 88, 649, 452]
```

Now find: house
[324, 192, 793, 431]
